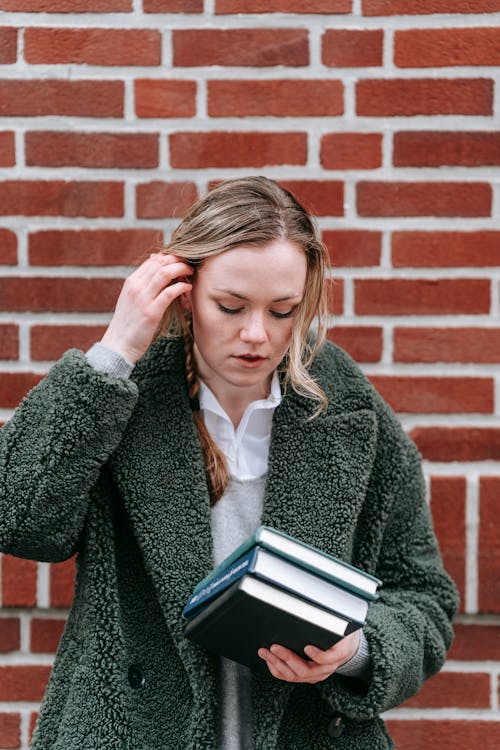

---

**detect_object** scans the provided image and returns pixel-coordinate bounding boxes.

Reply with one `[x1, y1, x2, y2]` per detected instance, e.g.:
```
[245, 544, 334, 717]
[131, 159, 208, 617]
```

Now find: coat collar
[109, 337, 378, 743]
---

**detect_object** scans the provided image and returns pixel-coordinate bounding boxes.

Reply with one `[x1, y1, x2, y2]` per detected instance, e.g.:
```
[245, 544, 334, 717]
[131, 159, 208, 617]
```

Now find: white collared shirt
[197, 370, 282, 481]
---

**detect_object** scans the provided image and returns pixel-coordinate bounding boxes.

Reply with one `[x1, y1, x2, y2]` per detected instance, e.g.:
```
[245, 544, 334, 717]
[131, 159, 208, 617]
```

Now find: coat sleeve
[316, 403, 459, 720]
[0, 349, 139, 562]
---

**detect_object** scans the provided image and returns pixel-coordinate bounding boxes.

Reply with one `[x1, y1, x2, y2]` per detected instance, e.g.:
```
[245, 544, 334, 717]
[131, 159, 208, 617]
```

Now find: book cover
[183, 546, 369, 625]
[193, 525, 381, 600]
[184, 574, 362, 669]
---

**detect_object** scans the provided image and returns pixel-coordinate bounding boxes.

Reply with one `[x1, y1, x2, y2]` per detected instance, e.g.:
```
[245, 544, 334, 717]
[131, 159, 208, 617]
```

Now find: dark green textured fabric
[0, 338, 458, 750]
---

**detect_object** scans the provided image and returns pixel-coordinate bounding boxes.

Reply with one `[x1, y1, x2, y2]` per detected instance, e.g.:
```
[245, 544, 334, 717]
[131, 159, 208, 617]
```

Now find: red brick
[449, 623, 500, 660]
[403, 671, 489, 709]
[363, 0, 500, 13]
[395, 28, 500, 68]
[28, 714, 38, 746]
[31, 325, 107, 361]
[0, 0, 131, 9]
[479, 478, 500, 613]
[0, 324, 19, 359]
[0, 713, 20, 750]
[135, 79, 196, 118]
[355, 279, 490, 315]
[1, 556, 37, 607]
[24, 28, 161, 66]
[0, 80, 124, 117]
[29, 229, 160, 267]
[25, 132, 159, 169]
[410, 427, 500, 462]
[0, 131, 15, 167]
[327, 326, 383, 362]
[208, 80, 343, 117]
[357, 181, 491, 217]
[430, 476, 466, 609]
[0, 618, 20, 652]
[136, 181, 198, 219]
[0, 27, 17, 64]
[279, 180, 344, 217]
[0, 229, 17, 264]
[30, 619, 66, 653]
[394, 327, 500, 364]
[322, 29, 383, 67]
[50, 556, 76, 608]
[387, 721, 500, 750]
[326, 278, 343, 315]
[323, 230, 381, 267]
[170, 132, 307, 168]
[0, 667, 51, 702]
[0, 278, 123, 313]
[356, 78, 493, 116]
[144, 0, 202, 10]
[173, 29, 309, 67]
[394, 132, 500, 167]
[369, 376, 493, 414]
[321, 133, 382, 169]
[217, 0, 351, 11]
[0, 181, 124, 217]
[0, 372, 43, 408]
[392, 231, 500, 267]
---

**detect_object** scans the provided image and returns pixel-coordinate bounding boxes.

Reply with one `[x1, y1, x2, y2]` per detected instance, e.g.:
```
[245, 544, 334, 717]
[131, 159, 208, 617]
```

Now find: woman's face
[187, 239, 308, 401]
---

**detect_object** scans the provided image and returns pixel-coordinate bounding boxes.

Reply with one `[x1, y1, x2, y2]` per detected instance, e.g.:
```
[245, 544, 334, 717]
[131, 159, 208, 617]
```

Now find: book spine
[182, 549, 256, 618]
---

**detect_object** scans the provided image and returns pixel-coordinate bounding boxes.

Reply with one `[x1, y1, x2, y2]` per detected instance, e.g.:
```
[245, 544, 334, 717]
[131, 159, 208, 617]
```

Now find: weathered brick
[394, 131, 500, 167]
[173, 29, 309, 67]
[0, 0, 131, 9]
[0, 324, 19, 359]
[30, 325, 107, 361]
[170, 132, 307, 168]
[29, 229, 160, 266]
[394, 327, 500, 364]
[395, 28, 500, 68]
[143, 0, 202, 10]
[136, 181, 199, 218]
[0, 181, 124, 217]
[0, 713, 20, 750]
[0, 372, 43, 408]
[410, 427, 500, 462]
[356, 78, 493, 116]
[369, 376, 493, 414]
[0, 667, 51, 702]
[0, 229, 17, 264]
[1, 556, 37, 607]
[25, 132, 159, 169]
[0, 27, 17, 64]
[402, 671, 489, 708]
[30, 619, 66, 654]
[322, 29, 383, 67]
[24, 27, 161, 66]
[279, 180, 344, 216]
[321, 133, 382, 169]
[0, 80, 124, 117]
[363, 0, 500, 13]
[449, 623, 500, 660]
[355, 279, 490, 315]
[323, 230, 381, 267]
[430, 476, 466, 609]
[134, 79, 196, 118]
[387, 720, 500, 749]
[0, 618, 21, 653]
[357, 181, 492, 217]
[479, 478, 500, 613]
[327, 327, 383, 362]
[392, 231, 500, 267]
[208, 80, 343, 117]
[217, 0, 351, 11]
[0, 277, 123, 312]
[0, 131, 15, 167]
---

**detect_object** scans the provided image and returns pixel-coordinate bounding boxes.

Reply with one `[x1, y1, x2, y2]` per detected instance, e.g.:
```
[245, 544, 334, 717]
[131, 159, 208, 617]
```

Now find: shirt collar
[198, 369, 282, 423]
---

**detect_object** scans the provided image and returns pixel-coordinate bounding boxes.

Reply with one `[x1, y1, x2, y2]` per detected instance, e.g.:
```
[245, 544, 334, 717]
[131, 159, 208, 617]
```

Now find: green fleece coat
[0, 338, 457, 750]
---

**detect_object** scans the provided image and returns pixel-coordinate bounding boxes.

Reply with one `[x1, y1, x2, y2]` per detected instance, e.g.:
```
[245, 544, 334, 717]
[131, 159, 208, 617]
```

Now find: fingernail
[304, 645, 315, 656]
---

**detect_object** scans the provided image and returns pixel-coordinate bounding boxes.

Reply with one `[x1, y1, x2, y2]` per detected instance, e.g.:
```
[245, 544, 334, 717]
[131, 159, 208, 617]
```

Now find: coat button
[128, 663, 145, 689]
[327, 715, 345, 738]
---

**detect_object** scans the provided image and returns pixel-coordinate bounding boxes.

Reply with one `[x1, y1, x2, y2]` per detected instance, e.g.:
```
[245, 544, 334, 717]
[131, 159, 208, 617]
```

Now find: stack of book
[183, 526, 381, 669]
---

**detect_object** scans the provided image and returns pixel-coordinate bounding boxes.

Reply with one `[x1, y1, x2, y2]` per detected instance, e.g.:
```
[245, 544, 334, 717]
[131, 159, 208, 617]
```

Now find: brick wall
[0, 2, 499, 748]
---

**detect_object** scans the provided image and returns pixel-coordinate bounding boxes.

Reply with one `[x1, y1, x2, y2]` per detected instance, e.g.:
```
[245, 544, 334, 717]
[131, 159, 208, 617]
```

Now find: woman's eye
[218, 303, 242, 315]
[271, 310, 293, 319]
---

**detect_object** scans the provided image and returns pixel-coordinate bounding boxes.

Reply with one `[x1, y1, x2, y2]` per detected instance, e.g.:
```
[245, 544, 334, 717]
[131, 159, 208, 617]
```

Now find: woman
[0, 177, 457, 750]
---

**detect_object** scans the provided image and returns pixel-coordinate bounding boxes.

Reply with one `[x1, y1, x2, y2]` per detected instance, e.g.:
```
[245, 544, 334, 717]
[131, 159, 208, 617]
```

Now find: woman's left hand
[258, 630, 361, 684]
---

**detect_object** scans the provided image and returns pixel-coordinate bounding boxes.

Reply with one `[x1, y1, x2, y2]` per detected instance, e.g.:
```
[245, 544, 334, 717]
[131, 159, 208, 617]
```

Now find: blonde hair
[154, 176, 331, 504]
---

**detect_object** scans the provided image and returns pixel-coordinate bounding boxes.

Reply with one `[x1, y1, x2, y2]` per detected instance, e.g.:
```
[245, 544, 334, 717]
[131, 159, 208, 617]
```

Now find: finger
[258, 648, 298, 682]
[143, 262, 194, 301]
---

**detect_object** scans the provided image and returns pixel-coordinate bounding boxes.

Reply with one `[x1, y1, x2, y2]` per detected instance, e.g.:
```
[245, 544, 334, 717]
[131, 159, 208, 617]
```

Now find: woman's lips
[232, 355, 266, 367]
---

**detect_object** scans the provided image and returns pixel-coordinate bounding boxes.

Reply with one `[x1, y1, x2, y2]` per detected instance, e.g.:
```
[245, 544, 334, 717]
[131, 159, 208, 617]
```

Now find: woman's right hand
[100, 252, 194, 365]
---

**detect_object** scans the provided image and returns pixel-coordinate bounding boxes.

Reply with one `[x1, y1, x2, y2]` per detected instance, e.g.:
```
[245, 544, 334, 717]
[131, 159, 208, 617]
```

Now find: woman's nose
[240, 314, 268, 343]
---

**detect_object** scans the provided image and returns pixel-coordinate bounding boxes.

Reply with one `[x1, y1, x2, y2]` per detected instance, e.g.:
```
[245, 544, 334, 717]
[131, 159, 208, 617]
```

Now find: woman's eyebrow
[213, 288, 302, 303]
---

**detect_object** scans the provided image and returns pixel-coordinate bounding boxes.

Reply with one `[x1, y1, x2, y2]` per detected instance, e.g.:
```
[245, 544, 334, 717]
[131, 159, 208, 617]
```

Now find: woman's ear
[180, 290, 192, 313]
